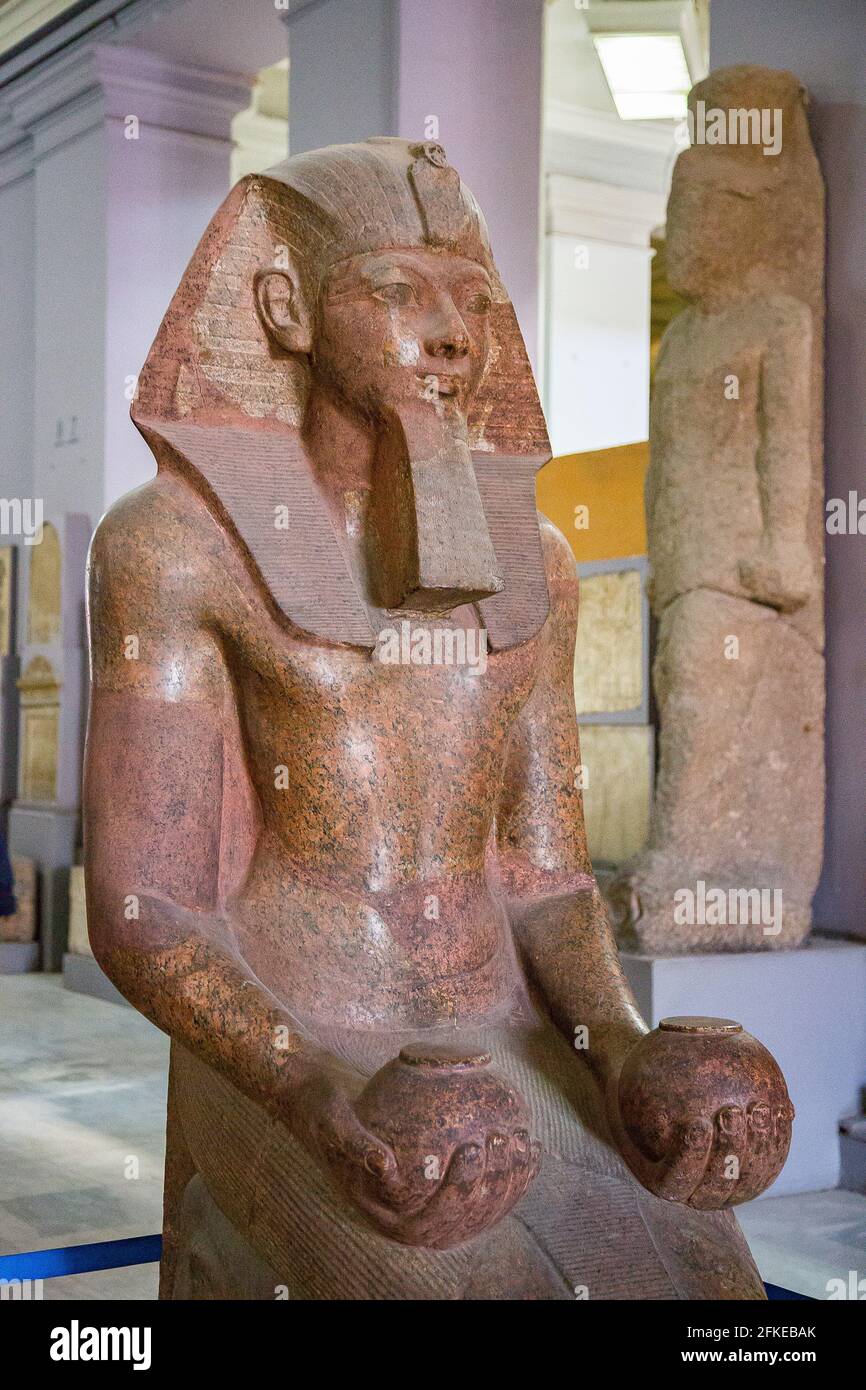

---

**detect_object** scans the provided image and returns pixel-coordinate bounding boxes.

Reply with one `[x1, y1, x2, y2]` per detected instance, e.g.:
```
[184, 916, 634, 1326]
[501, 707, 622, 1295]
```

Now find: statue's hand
[297, 1049, 541, 1249]
[738, 540, 813, 612]
[607, 1018, 794, 1210]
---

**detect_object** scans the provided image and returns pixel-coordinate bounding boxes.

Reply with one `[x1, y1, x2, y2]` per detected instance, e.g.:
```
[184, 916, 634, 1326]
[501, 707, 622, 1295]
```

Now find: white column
[285, 0, 545, 368]
[0, 129, 30, 822]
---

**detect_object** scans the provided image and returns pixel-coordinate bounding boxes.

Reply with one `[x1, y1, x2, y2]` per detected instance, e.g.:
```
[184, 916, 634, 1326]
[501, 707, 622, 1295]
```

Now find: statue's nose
[424, 304, 470, 360]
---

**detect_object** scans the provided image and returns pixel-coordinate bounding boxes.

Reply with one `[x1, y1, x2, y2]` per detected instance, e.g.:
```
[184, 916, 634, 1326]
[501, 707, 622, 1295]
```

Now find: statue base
[0, 941, 39, 973]
[839, 1119, 866, 1195]
[8, 804, 78, 971]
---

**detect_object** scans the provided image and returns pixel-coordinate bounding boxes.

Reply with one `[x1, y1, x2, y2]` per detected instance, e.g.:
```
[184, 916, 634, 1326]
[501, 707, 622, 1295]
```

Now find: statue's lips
[416, 372, 467, 398]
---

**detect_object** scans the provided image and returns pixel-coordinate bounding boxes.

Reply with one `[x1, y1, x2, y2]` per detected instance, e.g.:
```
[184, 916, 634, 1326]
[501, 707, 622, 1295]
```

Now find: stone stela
[8, 512, 90, 970]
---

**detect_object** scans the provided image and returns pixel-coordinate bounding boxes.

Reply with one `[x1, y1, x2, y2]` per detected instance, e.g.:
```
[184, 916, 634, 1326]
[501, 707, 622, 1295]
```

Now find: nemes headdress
[266, 137, 501, 291]
[133, 139, 550, 648]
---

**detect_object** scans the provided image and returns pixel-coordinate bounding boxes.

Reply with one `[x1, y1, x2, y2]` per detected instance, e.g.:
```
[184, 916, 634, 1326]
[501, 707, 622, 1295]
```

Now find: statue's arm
[83, 483, 367, 1135]
[738, 296, 815, 611]
[496, 518, 793, 1207]
[496, 517, 646, 1083]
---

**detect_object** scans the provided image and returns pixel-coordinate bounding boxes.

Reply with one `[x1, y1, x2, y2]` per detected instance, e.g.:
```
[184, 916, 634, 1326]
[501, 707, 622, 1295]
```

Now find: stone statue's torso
[178, 472, 544, 1030]
[228, 621, 540, 1030]
[648, 296, 803, 610]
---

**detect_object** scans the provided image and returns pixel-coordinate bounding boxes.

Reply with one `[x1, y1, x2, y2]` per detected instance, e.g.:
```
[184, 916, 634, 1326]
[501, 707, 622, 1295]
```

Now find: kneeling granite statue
[84, 139, 792, 1300]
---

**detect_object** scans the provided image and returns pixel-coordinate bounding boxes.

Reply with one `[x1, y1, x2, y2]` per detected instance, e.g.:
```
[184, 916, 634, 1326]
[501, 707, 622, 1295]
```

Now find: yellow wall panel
[573, 569, 643, 717]
[579, 724, 653, 866]
[536, 441, 648, 563]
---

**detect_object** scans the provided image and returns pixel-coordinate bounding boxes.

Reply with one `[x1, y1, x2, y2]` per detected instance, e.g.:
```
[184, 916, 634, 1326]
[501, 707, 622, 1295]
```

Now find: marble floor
[738, 1189, 866, 1300]
[0, 975, 165, 1300]
[1, 974, 864, 1301]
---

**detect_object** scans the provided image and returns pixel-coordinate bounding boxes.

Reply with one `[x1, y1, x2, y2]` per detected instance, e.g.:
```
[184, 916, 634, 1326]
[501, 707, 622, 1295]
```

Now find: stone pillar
[0, 40, 254, 969]
[285, 0, 544, 365]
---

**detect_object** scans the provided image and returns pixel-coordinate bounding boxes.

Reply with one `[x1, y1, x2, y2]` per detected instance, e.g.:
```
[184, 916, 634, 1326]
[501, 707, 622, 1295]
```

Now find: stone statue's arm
[496, 517, 647, 1084]
[83, 484, 360, 1134]
[738, 296, 815, 611]
[496, 518, 794, 1207]
[85, 681, 430, 1220]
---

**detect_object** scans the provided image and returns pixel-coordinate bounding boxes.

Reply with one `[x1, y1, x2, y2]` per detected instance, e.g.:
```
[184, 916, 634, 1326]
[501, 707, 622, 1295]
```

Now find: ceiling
[124, 0, 287, 76]
[0, 0, 287, 77]
[545, 0, 620, 116]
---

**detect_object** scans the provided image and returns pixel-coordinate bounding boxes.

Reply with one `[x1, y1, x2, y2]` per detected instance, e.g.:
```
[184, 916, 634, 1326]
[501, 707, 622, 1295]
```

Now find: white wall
[33, 123, 106, 530]
[103, 121, 234, 509]
[540, 95, 674, 458]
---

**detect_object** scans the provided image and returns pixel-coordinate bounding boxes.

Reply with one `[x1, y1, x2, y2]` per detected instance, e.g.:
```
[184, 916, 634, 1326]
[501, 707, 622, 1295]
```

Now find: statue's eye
[373, 282, 416, 307]
[465, 291, 492, 315]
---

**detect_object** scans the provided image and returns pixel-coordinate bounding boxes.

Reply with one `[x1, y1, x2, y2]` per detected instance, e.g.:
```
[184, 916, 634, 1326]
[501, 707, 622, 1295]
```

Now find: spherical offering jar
[617, 1016, 794, 1207]
[355, 1043, 536, 1246]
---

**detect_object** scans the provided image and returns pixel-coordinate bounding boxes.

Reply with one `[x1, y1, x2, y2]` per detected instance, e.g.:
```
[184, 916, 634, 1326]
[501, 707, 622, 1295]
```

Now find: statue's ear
[254, 266, 312, 355]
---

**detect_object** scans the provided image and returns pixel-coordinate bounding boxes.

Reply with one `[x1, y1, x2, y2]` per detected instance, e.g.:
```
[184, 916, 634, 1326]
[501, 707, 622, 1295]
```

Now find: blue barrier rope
[0, 1237, 812, 1299]
[0, 1234, 161, 1281]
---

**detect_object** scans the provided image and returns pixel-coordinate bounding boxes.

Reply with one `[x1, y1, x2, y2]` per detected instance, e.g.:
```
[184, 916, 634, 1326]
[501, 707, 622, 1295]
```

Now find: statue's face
[665, 156, 724, 299]
[313, 248, 493, 419]
[666, 150, 760, 301]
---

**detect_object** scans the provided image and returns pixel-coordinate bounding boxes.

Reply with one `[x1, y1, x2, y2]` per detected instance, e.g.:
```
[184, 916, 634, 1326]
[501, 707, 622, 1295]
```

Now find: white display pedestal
[621, 937, 866, 1196]
[62, 951, 129, 1007]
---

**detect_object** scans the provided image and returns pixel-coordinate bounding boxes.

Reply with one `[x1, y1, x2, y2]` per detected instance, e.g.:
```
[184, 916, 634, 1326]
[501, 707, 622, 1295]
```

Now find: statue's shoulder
[659, 303, 697, 347]
[720, 291, 811, 346]
[89, 472, 224, 613]
[537, 513, 579, 596]
[759, 291, 813, 340]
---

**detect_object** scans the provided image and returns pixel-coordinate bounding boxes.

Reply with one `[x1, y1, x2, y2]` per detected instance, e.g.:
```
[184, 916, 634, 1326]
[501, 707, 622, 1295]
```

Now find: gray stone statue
[612, 66, 825, 953]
